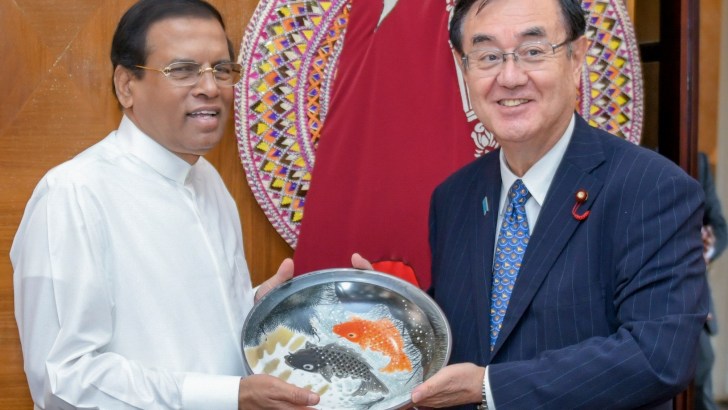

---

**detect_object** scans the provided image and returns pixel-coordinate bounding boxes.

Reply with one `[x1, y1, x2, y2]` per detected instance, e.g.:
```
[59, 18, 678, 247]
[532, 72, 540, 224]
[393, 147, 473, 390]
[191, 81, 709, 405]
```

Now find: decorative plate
[242, 268, 452, 410]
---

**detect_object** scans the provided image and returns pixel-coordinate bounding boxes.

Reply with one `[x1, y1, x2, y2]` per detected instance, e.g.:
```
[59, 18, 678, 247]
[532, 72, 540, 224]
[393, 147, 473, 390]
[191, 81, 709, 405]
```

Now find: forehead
[144, 16, 229, 62]
[462, 0, 564, 48]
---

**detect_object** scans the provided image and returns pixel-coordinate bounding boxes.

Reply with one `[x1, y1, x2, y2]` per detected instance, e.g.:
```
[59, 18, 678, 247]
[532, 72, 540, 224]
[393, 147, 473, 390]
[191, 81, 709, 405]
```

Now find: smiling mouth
[498, 99, 530, 107]
[187, 110, 219, 118]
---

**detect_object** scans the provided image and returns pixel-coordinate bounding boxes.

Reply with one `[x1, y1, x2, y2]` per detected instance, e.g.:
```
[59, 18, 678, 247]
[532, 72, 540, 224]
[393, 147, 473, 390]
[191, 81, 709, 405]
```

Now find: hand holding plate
[238, 374, 320, 409]
[411, 363, 485, 408]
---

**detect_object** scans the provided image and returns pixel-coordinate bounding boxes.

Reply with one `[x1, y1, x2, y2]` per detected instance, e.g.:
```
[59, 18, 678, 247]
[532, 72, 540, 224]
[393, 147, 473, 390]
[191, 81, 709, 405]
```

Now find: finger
[274, 379, 319, 407]
[411, 381, 433, 405]
[351, 253, 374, 270]
[288, 387, 320, 406]
[274, 257, 295, 281]
[256, 258, 294, 301]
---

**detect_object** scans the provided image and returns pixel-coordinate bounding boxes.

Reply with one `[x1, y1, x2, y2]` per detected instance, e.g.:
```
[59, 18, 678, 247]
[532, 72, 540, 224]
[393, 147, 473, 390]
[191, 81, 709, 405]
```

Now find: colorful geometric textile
[235, 0, 643, 288]
[580, 0, 643, 143]
[236, 1, 351, 247]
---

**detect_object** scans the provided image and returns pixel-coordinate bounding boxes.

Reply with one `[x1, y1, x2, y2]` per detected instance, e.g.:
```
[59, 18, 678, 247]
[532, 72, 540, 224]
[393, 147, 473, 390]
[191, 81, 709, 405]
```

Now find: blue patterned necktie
[490, 179, 531, 349]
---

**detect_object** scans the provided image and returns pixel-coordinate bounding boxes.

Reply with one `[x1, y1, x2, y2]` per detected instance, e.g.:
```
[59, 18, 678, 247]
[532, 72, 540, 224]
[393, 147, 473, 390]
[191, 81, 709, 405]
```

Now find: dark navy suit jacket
[429, 115, 709, 409]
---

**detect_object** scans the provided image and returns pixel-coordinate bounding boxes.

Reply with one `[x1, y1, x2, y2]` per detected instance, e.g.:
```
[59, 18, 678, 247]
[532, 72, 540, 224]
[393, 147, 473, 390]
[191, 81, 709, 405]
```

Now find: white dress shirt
[12, 116, 253, 409]
[485, 114, 575, 409]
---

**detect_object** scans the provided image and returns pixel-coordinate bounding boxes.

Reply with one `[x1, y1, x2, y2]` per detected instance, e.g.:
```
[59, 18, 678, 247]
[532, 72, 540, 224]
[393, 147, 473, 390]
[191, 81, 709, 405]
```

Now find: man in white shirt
[11, 1, 320, 408]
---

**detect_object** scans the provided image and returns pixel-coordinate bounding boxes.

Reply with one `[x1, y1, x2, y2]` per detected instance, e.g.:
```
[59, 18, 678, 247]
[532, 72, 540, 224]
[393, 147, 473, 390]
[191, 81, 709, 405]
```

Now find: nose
[495, 56, 528, 88]
[192, 67, 220, 97]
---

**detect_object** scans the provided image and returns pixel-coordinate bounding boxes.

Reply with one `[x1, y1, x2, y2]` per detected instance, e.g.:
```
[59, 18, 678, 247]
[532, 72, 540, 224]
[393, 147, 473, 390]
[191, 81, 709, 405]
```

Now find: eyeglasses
[134, 61, 243, 87]
[462, 40, 570, 78]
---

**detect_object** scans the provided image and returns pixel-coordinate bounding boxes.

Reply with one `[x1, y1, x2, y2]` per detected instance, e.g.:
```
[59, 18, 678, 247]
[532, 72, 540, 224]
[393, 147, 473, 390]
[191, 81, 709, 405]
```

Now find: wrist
[476, 366, 489, 410]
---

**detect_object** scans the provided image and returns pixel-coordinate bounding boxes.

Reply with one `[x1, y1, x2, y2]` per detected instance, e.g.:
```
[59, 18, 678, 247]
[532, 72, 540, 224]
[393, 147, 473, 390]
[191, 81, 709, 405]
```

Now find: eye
[166, 63, 199, 79]
[213, 63, 242, 84]
[473, 50, 501, 64]
[519, 44, 549, 59]
[214, 63, 234, 75]
[303, 364, 315, 371]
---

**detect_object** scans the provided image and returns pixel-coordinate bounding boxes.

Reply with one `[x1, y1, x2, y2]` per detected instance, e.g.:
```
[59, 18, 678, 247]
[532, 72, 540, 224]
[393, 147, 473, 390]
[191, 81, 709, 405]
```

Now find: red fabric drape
[293, 0, 476, 289]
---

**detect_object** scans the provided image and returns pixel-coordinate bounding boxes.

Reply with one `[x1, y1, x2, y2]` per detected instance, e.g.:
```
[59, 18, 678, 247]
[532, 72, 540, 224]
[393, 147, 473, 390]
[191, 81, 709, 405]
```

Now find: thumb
[351, 253, 374, 270]
[256, 258, 294, 301]
[289, 386, 320, 406]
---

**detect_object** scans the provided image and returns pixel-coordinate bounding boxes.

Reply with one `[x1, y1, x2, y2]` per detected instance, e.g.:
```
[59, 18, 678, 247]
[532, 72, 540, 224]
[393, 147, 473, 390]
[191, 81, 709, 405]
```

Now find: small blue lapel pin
[482, 196, 490, 216]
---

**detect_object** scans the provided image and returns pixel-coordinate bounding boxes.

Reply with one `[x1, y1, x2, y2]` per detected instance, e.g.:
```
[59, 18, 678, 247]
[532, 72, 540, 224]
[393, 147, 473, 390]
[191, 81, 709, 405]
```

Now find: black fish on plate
[284, 342, 389, 396]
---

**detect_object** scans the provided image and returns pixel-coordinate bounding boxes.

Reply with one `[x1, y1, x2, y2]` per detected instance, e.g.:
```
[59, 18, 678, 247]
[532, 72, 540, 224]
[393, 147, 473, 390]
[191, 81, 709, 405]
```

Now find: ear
[569, 36, 589, 87]
[114, 65, 135, 109]
[453, 49, 466, 72]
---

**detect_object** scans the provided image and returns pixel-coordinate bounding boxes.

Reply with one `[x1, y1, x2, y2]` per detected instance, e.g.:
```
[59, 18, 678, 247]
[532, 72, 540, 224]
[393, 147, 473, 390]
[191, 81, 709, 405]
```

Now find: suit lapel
[490, 116, 606, 357]
[467, 153, 502, 363]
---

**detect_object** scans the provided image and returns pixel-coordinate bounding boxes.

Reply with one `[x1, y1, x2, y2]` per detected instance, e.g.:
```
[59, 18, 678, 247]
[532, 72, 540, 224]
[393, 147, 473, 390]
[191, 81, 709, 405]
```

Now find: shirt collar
[116, 115, 193, 184]
[499, 114, 575, 210]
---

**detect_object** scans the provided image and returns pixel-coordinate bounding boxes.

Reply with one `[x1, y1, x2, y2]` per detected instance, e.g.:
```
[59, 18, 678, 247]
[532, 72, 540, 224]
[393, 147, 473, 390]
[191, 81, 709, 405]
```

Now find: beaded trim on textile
[580, 0, 643, 144]
[235, 0, 351, 247]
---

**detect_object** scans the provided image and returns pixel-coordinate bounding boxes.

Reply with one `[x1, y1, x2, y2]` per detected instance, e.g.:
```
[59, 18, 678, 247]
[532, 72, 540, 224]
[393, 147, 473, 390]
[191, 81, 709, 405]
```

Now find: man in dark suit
[695, 152, 727, 410]
[405, 0, 708, 408]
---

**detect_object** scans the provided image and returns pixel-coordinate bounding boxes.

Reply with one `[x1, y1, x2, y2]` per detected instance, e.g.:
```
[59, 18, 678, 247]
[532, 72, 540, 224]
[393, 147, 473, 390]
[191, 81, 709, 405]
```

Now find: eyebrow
[470, 26, 548, 48]
[167, 58, 234, 65]
[471, 33, 495, 47]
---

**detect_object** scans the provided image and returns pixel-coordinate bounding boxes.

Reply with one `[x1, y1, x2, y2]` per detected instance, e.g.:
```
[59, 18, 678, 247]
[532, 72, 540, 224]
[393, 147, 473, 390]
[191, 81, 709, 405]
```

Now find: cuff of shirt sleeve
[182, 373, 241, 410]
[706, 246, 716, 262]
[484, 366, 496, 410]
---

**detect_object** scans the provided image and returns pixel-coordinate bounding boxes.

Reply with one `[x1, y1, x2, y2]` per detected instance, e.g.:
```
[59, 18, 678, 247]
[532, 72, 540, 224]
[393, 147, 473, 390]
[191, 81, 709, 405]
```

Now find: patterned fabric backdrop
[235, 0, 642, 287]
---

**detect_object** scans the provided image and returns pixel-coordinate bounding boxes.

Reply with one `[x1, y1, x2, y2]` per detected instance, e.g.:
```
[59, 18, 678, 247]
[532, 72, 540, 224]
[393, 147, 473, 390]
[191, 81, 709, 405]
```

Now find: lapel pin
[483, 196, 490, 216]
[571, 189, 590, 221]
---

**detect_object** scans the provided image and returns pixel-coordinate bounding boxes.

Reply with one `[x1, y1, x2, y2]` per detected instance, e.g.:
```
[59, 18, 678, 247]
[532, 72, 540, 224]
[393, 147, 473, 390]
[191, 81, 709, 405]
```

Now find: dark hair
[110, 0, 234, 96]
[449, 0, 587, 55]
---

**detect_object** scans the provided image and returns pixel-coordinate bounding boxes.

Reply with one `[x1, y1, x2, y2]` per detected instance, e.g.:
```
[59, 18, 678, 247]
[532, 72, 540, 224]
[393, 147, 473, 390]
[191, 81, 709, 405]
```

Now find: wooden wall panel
[0, 0, 289, 407]
[698, 0, 722, 164]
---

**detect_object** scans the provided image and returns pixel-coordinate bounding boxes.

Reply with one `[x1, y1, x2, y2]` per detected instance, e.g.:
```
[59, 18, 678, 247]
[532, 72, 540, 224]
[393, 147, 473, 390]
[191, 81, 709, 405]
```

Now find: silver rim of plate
[242, 268, 452, 410]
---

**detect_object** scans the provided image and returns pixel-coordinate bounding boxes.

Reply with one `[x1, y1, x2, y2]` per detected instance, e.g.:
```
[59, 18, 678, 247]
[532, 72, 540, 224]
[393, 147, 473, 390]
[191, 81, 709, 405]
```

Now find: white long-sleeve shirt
[11, 116, 253, 409]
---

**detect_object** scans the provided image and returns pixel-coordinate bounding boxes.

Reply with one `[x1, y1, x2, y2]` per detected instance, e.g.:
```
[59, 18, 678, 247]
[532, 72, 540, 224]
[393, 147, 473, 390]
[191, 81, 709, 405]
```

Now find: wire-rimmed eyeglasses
[461, 39, 571, 78]
[134, 61, 243, 87]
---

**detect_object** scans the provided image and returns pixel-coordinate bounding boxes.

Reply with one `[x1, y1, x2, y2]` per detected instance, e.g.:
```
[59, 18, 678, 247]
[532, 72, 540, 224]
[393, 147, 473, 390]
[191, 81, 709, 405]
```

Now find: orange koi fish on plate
[333, 316, 412, 373]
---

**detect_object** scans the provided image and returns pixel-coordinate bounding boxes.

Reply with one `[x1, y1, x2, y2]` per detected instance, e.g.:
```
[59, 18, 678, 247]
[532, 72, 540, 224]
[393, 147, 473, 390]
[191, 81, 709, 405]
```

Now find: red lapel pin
[572, 189, 590, 221]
